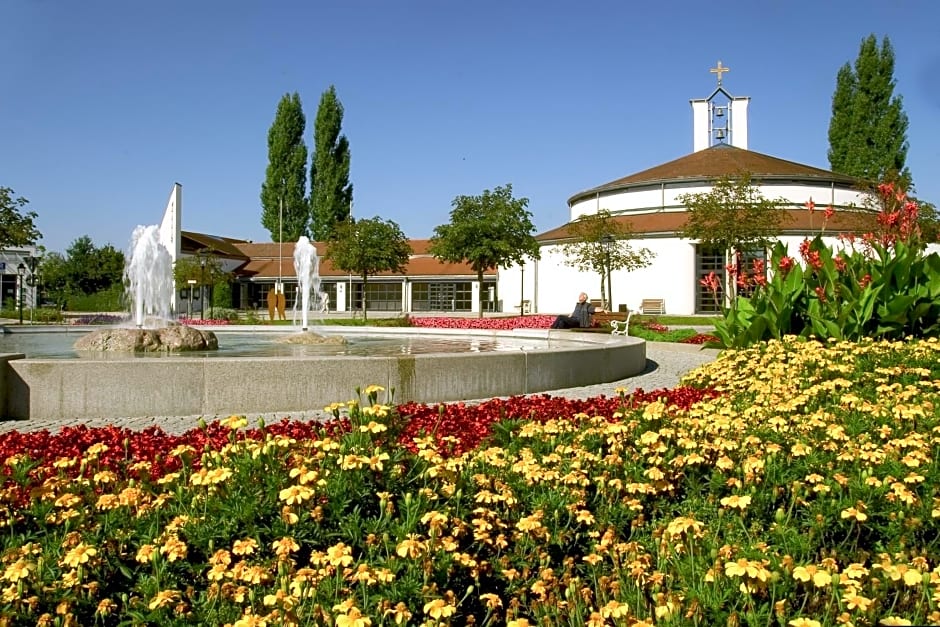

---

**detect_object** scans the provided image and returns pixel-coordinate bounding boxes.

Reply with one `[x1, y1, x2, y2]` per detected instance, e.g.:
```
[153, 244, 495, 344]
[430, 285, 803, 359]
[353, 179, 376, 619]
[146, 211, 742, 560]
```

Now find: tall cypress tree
[261, 93, 308, 242]
[827, 35, 911, 188]
[310, 85, 353, 241]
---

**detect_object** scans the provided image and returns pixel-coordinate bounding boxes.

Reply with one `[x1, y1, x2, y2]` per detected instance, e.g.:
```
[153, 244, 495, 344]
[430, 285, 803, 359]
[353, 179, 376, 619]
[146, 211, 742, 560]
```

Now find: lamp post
[199, 255, 207, 320]
[24, 255, 40, 322]
[601, 234, 614, 311]
[187, 279, 196, 319]
[16, 263, 25, 324]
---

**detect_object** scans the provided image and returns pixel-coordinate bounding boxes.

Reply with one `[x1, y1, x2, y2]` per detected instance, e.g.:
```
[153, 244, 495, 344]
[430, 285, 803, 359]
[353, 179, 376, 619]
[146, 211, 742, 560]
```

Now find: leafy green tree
[429, 184, 541, 318]
[173, 253, 230, 319]
[0, 187, 41, 249]
[310, 85, 353, 241]
[827, 34, 911, 188]
[261, 93, 309, 242]
[324, 217, 410, 320]
[40, 236, 124, 307]
[679, 174, 789, 298]
[560, 210, 654, 309]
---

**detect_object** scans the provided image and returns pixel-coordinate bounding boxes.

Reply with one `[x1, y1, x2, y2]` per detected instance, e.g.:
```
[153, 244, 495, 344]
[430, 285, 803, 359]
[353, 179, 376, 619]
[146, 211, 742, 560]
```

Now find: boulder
[74, 325, 218, 352]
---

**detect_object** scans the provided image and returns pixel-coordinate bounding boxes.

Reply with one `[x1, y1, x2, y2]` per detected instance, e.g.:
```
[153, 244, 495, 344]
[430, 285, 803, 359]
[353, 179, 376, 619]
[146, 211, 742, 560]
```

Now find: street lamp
[199, 255, 207, 320]
[187, 279, 197, 319]
[16, 263, 25, 324]
[24, 255, 40, 322]
[601, 234, 614, 311]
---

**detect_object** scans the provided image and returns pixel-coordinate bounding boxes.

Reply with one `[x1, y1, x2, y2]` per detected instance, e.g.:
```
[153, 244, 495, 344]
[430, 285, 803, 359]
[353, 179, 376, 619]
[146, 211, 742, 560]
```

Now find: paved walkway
[0, 342, 719, 435]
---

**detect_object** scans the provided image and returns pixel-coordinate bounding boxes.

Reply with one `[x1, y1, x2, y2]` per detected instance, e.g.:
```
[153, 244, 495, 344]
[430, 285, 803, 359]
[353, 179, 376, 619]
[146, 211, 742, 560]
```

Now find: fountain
[278, 236, 345, 346]
[293, 236, 319, 332]
[126, 225, 174, 327]
[72, 225, 218, 352]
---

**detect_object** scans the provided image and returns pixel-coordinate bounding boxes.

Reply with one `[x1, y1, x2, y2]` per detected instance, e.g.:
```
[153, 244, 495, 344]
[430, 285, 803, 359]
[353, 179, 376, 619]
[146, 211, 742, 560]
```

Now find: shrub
[711, 184, 940, 347]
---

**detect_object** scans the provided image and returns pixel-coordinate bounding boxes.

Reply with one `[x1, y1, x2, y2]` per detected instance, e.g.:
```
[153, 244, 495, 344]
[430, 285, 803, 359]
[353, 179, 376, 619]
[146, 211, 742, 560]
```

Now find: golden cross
[710, 60, 730, 86]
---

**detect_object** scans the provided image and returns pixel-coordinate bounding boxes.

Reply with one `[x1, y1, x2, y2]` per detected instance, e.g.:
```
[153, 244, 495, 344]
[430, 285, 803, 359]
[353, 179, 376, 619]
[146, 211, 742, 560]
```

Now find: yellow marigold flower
[383, 602, 412, 625]
[54, 493, 81, 508]
[601, 600, 629, 618]
[272, 537, 299, 559]
[843, 592, 873, 612]
[792, 565, 832, 588]
[840, 507, 868, 522]
[396, 535, 426, 559]
[93, 470, 117, 484]
[96, 599, 117, 616]
[148, 589, 179, 610]
[842, 563, 868, 579]
[136, 544, 156, 564]
[3, 559, 34, 583]
[507, 620, 532, 627]
[423, 598, 455, 619]
[720, 494, 752, 511]
[278, 484, 314, 505]
[334, 606, 372, 627]
[879, 618, 913, 626]
[232, 538, 258, 556]
[480, 593, 502, 609]
[95, 494, 120, 511]
[281, 506, 299, 525]
[221, 415, 248, 430]
[368, 451, 390, 471]
[326, 542, 354, 567]
[363, 384, 385, 395]
[360, 421, 387, 433]
[160, 536, 188, 562]
[231, 609, 267, 626]
[575, 509, 594, 525]
[788, 619, 821, 627]
[61, 543, 97, 568]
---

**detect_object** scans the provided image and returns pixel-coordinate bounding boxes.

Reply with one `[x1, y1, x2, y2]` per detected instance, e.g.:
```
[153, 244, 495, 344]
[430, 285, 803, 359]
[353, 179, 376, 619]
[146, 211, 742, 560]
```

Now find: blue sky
[2, 0, 939, 254]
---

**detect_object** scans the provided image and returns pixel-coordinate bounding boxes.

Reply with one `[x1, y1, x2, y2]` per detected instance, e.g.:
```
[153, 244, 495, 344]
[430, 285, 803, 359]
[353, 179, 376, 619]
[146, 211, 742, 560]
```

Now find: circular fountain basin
[0, 325, 646, 423]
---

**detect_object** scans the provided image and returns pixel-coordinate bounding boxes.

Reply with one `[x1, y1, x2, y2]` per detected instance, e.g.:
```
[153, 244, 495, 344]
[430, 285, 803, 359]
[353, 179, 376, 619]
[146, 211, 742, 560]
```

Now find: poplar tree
[310, 85, 353, 241]
[261, 93, 308, 242]
[827, 35, 911, 188]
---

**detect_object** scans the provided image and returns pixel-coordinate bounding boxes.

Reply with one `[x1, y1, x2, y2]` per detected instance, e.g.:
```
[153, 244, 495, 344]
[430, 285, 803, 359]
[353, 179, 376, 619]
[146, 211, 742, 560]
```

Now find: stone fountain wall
[0, 334, 646, 422]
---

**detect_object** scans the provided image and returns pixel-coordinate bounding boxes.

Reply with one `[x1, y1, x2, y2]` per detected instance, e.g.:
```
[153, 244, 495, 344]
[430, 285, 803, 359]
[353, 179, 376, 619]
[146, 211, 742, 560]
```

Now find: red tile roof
[569, 144, 859, 205]
[537, 209, 879, 243]
[232, 239, 493, 280]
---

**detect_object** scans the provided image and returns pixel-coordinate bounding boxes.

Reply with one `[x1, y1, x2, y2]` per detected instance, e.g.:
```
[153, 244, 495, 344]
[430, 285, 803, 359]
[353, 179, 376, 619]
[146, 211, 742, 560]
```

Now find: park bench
[639, 298, 666, 315]
[591, 309, 632, 336]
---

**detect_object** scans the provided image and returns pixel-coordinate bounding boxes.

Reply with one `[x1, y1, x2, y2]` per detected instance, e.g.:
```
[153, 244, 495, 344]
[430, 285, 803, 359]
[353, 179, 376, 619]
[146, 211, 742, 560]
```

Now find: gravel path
[0, 342, 719, 435]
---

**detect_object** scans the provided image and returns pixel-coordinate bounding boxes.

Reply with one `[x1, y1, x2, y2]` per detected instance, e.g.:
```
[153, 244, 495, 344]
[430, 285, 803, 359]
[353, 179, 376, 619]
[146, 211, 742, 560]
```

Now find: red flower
[814, 286, 828, 302]
[699, 271, 720, 293]
[778, 256, 795, 275]
[805, 198, 816, 213]
[824, 206, 835, 220]
[833, 255, 847, 272]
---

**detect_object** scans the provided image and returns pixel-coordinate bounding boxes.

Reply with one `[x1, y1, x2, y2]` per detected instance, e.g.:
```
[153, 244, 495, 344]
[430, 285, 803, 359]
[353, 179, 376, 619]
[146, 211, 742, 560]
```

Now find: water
[292, 236, 321, 331]
[125, 225, 174, 327]
[0, 331, 583, 360]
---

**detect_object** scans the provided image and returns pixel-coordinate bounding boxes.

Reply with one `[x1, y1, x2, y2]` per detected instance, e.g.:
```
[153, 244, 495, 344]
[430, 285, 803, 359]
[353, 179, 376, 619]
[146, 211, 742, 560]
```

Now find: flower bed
[409, 315, 556, 330]
[0, 337, 939, 625]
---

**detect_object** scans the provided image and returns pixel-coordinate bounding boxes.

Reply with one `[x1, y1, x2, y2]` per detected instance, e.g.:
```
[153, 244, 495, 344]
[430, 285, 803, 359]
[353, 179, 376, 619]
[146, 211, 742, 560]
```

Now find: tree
[310, 85, 353, 241]
[41, 236, 125, 306]
[679, 174, 789, 298]
[827, 34, 911, 188]
[172, 253, 229, 319]
[559, 210, 654, 309]
[0, 187, 41, 249]
[429, 184, 541, 318]
[324, 217, 410, 321]
[261, 93, 309, 242]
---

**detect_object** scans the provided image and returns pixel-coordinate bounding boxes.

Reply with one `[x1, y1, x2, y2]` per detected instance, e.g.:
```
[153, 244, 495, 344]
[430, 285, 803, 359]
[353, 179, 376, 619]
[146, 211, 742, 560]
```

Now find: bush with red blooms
[178, 318, 231, 326]
[0, 386, 718, 506]
[409, 315, 556, 329]
[680, 333, 720, 345]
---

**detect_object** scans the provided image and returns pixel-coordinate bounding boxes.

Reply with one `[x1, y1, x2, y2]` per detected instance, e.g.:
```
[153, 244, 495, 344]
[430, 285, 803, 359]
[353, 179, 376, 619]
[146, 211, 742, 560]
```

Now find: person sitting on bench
[550, 292, 605, 329]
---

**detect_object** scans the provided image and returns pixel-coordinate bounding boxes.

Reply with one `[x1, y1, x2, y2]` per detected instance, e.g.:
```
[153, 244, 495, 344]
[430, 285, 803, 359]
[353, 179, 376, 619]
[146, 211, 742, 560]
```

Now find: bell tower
[690, 61, 750, 151]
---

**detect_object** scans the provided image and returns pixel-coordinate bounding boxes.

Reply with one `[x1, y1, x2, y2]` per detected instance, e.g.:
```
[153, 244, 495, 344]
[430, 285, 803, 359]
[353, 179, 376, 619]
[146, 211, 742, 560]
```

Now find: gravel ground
[0, 341, 720, 435]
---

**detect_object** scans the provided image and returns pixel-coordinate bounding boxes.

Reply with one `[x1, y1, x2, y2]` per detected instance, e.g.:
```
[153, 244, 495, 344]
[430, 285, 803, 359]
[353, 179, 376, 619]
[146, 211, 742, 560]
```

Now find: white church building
[500, 63, 877, 316]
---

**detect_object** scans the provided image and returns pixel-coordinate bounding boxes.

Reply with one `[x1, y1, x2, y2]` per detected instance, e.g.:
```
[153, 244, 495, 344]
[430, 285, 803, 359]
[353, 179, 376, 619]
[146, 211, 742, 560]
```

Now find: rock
[74, 325, 218, 352]
[275, 331, 347, 345]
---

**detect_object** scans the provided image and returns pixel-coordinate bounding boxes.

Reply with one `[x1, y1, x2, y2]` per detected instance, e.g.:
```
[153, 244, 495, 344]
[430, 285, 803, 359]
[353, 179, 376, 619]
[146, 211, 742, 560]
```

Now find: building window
[695, 246, 725, 314]
[351, 282, 402, 311]
[411, 282, 474, 311]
